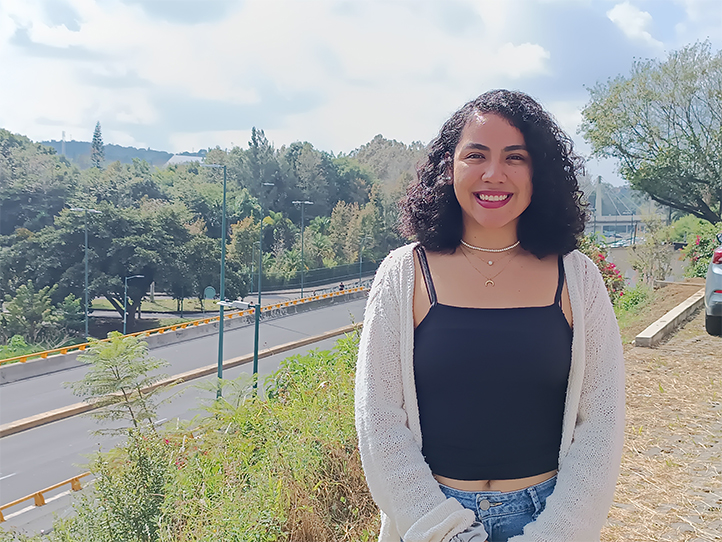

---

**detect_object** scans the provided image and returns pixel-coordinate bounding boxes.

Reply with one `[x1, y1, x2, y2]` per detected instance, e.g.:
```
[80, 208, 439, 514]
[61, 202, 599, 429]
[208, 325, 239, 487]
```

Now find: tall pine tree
[90, 121, 105, 169]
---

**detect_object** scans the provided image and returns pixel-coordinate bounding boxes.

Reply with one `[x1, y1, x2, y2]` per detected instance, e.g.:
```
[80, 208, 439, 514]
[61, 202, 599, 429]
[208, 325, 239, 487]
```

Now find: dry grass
[603, 283, 721, 542]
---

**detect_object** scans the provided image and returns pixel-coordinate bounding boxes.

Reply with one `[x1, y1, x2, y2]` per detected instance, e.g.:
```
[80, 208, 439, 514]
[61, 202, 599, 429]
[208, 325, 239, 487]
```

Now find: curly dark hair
[399, 89, 587, 258]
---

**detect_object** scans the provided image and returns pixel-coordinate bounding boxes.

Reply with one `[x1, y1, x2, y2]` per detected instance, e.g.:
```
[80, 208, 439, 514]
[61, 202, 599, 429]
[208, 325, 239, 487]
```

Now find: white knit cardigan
[355, 243, 625, 542]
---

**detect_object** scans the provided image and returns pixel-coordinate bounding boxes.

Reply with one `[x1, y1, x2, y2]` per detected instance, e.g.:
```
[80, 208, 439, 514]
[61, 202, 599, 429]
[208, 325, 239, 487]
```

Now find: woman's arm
[355, 250, 478, 542]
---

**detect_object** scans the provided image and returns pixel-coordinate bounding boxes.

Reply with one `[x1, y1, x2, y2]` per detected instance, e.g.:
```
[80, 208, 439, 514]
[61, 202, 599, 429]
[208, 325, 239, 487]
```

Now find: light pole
[253, 182, 274, 390]
[202, 163, 227, 398]
[250, 241, 260, 295]
[292, 200, 313, 298]
[359, 236, 372, 285]
[123, 275, 144, 335]
[70, 207, 102, 338]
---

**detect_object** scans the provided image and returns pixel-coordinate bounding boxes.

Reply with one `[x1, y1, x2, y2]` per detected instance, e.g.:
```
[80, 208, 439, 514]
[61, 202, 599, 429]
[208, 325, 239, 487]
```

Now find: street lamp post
[123, 275, 144, 335]
[292, 200, 314, 298]
[202, 163, 227, 398]
[70, 207, 101, 338]
[253, 182, 274, 390]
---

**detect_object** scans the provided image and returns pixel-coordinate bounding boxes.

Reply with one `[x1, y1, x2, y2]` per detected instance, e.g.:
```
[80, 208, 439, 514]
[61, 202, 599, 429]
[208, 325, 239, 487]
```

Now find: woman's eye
[508, 154, 526, 161]
[467, 152, 484, 159]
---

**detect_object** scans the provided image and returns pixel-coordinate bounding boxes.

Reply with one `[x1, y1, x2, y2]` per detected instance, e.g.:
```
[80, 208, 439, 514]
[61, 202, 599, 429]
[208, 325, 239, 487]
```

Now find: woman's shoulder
[377, 242, 418, 274]
[563, 249, 599, 277]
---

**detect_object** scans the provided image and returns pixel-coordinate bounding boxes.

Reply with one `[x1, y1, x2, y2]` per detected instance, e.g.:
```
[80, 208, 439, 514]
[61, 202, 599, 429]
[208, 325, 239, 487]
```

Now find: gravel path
[602, 297, 721, 542]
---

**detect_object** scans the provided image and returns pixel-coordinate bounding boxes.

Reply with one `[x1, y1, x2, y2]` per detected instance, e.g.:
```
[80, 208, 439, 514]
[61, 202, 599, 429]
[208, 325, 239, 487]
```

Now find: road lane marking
[0, 473, 16, 481]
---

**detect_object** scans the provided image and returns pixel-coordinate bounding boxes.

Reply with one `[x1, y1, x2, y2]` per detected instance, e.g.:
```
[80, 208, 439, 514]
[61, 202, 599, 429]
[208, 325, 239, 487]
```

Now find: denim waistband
[438, 475, 557, 518]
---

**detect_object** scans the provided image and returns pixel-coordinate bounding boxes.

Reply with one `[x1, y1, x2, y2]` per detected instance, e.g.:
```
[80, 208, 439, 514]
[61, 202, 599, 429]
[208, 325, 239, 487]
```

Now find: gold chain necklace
[461, 246, 521, 287]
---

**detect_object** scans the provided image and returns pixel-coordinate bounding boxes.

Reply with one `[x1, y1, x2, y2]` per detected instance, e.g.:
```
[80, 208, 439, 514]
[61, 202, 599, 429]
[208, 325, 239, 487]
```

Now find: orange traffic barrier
[0, 472, 92, 522]
[0, 288, 369, 367]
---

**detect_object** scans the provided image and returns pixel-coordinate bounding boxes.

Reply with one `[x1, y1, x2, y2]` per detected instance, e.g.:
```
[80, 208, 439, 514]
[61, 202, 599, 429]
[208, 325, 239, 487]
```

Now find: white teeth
[476, 193, 510, 202]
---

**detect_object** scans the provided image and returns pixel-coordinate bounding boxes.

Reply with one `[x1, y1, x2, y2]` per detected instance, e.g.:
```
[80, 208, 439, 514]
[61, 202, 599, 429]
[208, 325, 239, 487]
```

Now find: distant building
[164, 154, 204, 167]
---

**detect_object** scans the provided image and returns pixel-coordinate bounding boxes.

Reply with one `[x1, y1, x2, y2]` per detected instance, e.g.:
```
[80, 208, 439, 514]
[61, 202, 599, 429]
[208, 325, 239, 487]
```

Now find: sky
[1, 0, 721, 186]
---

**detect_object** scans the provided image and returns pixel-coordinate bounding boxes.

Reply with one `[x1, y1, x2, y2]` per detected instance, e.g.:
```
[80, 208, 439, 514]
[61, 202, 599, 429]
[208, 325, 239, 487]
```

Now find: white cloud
[0, 0, 717, 162]
[606, 2, 664, 51]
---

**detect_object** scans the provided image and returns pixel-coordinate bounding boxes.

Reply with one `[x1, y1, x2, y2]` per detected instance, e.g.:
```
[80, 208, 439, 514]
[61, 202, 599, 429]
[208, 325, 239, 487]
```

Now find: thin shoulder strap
[554, 255, 565, 306]
[414, 245, 437, 307]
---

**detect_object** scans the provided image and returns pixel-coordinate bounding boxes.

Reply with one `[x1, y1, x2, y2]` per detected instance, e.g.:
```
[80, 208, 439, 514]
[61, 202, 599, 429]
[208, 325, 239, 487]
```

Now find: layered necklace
[459, 239, 521, 287]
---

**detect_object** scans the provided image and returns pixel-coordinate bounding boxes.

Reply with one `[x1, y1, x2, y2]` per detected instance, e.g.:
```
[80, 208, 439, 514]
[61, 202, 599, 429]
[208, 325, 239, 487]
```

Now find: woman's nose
[481, 158, 504, 181]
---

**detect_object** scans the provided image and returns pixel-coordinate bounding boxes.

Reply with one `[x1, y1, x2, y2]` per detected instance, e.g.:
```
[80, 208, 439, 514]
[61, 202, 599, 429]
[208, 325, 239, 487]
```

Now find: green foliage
[0, 335, 44, 361]
[578, 234, 626, 303]
[1, 280, 58, 343]
[52, 334, 378, 542]
[57, 293, 84, 332]
[0, 123, 412, 338]
[0, 129, 79, 236]
[581, 41, 722, 223]
[612, 283, 655, 344]
[53, 431, 171, 542]
[668, 215, 707, 243]
[681, 220, 722, 277]
[628, 214, 674, 285]
[66, 332, 169, 433]
[614, 282, 652, 315]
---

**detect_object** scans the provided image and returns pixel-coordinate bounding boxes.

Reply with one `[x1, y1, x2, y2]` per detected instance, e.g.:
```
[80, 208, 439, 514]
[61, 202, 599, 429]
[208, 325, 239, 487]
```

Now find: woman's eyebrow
[461, 143, 528, 151]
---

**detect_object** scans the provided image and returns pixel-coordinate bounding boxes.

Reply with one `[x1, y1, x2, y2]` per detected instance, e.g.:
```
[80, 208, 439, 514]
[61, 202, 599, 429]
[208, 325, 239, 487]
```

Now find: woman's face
[452, 112, 533, 239]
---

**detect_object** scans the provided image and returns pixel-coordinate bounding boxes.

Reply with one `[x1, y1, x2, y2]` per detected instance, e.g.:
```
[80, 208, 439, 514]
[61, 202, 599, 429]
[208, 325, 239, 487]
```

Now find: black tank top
[413, 245, 572, 481]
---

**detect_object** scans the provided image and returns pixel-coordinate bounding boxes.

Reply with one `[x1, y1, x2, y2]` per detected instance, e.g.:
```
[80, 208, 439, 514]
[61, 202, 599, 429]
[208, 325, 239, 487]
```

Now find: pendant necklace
[461, 245, 521, 287]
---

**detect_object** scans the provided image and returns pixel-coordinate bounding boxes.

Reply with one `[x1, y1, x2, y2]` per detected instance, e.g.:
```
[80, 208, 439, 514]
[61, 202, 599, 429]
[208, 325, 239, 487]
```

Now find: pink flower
[696, 235, 700, 245]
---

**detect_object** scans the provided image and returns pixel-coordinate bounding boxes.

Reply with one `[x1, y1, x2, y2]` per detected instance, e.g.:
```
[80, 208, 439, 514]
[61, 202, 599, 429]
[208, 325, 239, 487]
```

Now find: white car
[705, 232, 722, 336]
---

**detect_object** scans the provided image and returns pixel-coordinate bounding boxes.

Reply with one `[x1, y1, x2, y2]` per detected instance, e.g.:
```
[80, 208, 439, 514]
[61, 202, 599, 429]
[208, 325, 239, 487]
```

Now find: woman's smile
[474, 190, 513, 208]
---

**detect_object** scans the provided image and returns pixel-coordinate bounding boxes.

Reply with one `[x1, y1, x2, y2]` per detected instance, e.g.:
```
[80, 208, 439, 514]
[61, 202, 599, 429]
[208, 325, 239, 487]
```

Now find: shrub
[51, 333, 379, 542]
[682, 221, 722, 277]
[578, 234, 626, 303]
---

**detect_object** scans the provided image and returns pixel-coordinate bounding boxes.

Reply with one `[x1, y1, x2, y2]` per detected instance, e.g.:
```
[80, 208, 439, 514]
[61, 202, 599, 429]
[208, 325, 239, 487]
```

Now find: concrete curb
[0, 290, 367, 385]
[0, 323, 362, 438]
[634, 288, 705, 348]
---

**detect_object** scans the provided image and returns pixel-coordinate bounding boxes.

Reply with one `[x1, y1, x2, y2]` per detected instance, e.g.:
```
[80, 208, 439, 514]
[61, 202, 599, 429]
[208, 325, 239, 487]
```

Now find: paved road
[1, 298, 367, 425]
[0, 298, 366, 532]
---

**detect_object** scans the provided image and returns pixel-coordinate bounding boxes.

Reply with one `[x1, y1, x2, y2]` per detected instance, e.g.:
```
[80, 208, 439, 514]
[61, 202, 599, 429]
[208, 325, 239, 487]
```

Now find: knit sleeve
[510, 254, 625, 541]
[355, 250, 477, 542]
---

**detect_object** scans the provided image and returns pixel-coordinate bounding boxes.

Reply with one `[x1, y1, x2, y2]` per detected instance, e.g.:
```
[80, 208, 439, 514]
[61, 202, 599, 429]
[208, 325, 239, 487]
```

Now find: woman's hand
[451, 521, 488, 541]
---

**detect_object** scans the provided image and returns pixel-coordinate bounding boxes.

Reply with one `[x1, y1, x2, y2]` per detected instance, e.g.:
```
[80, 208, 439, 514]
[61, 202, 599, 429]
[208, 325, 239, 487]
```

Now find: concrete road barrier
[635, 288, 705, 348]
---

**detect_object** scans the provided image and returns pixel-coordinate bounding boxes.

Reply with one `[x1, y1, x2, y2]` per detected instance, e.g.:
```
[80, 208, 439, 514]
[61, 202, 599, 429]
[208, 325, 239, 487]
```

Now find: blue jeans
[439, 475, 557, 542]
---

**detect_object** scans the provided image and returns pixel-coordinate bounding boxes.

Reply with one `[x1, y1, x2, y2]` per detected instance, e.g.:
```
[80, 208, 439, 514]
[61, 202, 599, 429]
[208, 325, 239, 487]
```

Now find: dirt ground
[602, 281, 722, 542]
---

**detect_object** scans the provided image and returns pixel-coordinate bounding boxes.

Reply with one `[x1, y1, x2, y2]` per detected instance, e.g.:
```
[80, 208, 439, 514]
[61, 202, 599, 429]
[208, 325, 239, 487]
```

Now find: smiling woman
[355, 90, 625, 542]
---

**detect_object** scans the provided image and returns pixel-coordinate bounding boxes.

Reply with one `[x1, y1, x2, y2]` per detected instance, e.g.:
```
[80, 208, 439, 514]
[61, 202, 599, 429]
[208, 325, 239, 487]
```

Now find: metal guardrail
[0, 472, 91, 522]
[0, 287, 367, 367]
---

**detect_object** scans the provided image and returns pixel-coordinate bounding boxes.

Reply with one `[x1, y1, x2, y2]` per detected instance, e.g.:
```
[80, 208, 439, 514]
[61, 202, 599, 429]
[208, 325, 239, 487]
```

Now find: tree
[66, 332, 169, 433]
[1, 280, 58, 343]
[90, 121, 105, 169]
[0, 203, 192, 330]
[629, 214, 674, 285]
[581, 41, 722, 223]
[0, 129, 79, 235]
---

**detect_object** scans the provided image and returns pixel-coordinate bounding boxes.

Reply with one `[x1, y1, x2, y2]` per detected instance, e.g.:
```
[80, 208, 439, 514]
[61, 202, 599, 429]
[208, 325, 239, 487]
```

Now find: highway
[0, 297, 367, 533]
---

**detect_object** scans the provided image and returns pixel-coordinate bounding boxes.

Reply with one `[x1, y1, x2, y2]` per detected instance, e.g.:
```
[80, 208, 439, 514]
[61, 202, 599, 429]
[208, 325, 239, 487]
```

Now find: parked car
[705, 232, 722, 336]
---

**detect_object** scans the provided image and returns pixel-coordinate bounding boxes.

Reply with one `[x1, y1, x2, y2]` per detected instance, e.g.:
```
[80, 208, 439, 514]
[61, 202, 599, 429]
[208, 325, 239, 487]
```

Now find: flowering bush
[682, 221, 722, 278]
[578, 234, 626, 304]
